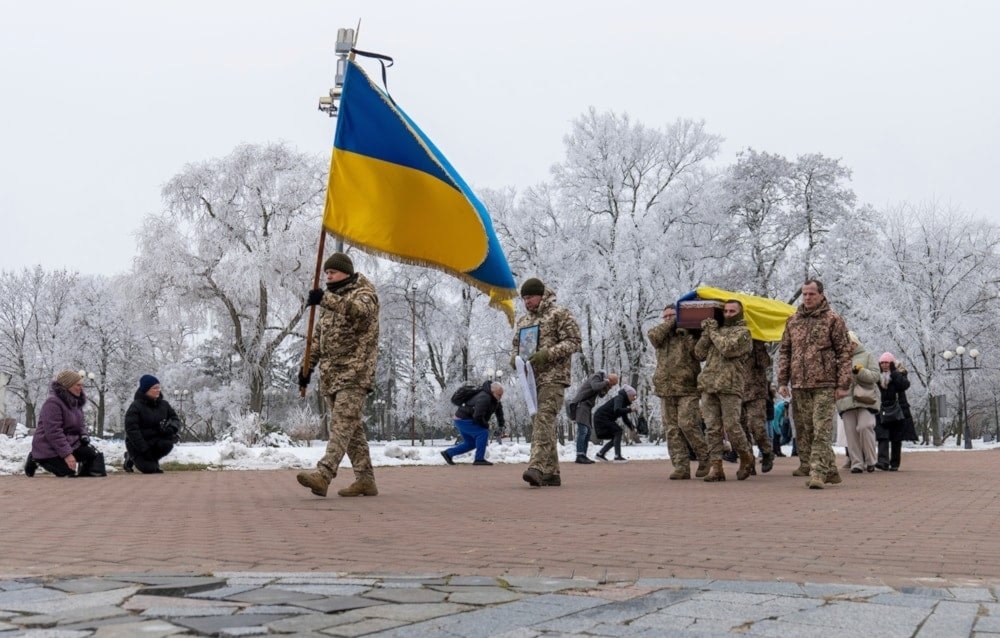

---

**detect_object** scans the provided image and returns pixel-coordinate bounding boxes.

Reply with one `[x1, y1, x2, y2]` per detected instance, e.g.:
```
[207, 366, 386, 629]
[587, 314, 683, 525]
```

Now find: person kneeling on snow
[123, 375, 180, 474]
[441, 381, 505, 466]
[24, 370, 107, 477]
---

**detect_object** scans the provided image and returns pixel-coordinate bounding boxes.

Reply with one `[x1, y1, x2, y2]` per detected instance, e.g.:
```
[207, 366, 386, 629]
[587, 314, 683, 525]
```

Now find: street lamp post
[174, 389, 190, 426]
[942, 346, 980, 450]
[409, 284, 417, 446]
[373, 398, 385, 441]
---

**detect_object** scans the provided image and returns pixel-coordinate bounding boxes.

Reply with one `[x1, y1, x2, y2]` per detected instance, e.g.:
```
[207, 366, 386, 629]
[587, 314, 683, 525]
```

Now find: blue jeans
[445, 419, 490, 461]
[575, 422, 591, 456]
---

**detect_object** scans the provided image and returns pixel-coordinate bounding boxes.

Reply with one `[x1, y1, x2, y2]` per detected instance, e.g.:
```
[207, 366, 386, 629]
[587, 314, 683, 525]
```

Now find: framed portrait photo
[518, 325, 540, 359]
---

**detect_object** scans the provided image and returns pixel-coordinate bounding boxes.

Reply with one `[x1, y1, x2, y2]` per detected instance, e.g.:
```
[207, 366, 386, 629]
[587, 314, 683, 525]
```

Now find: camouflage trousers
[791, 387, 836, 479]
[660, 395, 708, 471]
[702, 392, 750, 461]
[317, 387, 374, 483]
[740, 397, 773, 456]
[528, 384, 565, 476]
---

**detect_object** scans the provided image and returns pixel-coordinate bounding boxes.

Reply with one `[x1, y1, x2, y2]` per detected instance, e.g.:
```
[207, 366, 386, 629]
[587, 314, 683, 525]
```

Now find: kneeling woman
[123, 375, 181, 474]
[594, 385, 638, 462]
[25, 370, 106, 477]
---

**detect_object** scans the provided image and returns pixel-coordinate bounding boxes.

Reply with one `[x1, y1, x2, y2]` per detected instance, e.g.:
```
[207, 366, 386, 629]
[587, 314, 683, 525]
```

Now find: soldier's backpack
[450, 384, 482, 407]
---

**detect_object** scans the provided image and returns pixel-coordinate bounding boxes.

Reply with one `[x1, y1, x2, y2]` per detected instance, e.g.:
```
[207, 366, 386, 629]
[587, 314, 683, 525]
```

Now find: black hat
[323, 252, 354, 275]
[520, 278, 545, 297]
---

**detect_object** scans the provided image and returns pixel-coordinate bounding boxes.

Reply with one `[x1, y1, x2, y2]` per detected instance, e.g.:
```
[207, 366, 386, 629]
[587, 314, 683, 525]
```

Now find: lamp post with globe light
[942, 346, 980, 449]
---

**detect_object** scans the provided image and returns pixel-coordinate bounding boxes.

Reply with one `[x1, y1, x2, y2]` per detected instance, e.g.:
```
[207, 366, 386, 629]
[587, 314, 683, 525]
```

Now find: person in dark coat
[567, 371, 618, 464]
[594, 385, 637, 462]
[441, 381, 505, 466]
[123, 374, 180, 474]
[875, 353, 910, 471]
[25, 370, 106, 477]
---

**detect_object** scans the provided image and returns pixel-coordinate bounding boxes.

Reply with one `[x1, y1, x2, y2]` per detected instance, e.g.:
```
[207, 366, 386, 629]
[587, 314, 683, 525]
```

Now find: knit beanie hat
[323, 252, 354, 275]
[622, 384, 637, 399]
[139, 374, 160, 393]
[878, 352, 895, 364]
[55, 370, 83, 389]
[520, 277, 545, 297]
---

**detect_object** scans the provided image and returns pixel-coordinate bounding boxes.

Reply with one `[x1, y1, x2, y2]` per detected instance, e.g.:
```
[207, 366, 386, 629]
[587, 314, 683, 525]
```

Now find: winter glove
[888, 362, 896, 372]
[307, 288, 325, 306]
[701, 318, 717, 331]
[676, 327, 689, 337]
[298, 370, 312, 389]
[528, 349, 549, 368]
[509, 354, 518, 370]
[852, 364, 863, 374]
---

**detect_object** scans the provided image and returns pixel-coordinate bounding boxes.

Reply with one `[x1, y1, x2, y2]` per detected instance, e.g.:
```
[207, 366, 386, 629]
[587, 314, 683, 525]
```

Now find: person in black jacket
[123, 375, 181, 474]
[441, 381, 505, 466]
[875, 353, 909, 471]
[594, 385, 637, 462]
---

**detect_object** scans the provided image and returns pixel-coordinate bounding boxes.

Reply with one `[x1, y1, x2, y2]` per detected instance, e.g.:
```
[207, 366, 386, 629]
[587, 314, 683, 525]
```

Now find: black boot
[123, 451, 135, 473]
[24, 453, 37, 477]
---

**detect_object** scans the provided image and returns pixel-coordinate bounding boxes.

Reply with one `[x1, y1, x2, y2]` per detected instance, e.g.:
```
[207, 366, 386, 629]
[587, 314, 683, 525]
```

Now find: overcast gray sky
[3, 0, 998, 275]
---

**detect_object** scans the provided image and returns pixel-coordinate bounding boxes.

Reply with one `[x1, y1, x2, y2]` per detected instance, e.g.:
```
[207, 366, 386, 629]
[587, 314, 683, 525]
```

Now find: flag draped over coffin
[323, 59, 517, 324]
[677, 286, 796, 342]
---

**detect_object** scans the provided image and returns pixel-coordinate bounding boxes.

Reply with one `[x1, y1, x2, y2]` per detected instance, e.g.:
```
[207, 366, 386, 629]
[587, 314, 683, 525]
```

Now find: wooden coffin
[676, 299, 724, 329]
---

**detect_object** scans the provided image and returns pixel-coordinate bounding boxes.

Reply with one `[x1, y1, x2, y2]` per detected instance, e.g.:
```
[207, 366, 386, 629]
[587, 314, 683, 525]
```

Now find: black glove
[298, 370, 312, 389]
[889, 362, 896, 372]
[307, 289, 324, 306]
[160, 419, 181, 436]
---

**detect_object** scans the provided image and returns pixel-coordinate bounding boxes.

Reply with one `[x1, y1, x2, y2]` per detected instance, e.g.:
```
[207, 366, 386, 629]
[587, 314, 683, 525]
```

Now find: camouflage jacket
[647, 318, 701, 397]
[742, 340, 772, 403]
[835, 345, 881, 413]
[512, 287, 581, 388]
[307, 273, 380, 395]
[694, 319, 752, 396]
[777, 298, 852, 391]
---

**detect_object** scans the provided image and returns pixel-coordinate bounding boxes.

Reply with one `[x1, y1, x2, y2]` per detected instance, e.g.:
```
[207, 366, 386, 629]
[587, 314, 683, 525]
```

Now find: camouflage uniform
[648, 317, 709, 474]
[777, 298, 852, 485]
[694, 318, 752, 462]
[306, 273, 380, 483]
[740, 340, 774, 461]
[512, 286, 581, 480]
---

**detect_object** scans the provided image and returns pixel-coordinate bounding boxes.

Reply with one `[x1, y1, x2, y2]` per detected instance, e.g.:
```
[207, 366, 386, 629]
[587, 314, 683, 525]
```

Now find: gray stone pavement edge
[1, 449, 998, 636]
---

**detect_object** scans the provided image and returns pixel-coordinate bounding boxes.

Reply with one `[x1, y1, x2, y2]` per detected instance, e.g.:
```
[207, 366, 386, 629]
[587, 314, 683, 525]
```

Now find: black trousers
[877, 440, 902, 469]
[128, 439, 175, 474]
[36, 443, 105, 477]
[597, 427, 624, 458]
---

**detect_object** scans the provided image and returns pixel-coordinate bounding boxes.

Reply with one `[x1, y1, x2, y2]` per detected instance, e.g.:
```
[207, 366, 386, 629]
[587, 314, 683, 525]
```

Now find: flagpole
[301, 25, 359, 398]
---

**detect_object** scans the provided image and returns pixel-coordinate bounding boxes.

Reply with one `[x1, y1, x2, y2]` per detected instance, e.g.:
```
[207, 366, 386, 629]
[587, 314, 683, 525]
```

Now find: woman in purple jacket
[24, 370, 106, 477]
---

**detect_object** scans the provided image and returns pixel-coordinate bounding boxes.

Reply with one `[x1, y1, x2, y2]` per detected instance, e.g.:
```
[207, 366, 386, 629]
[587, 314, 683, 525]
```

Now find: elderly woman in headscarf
[593, 384, 638, 462]
[876, 352, 910, 471]
[835, 332, 881, 473]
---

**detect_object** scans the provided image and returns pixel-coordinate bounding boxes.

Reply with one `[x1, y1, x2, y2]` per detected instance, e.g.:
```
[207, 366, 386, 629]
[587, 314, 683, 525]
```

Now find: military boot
[703, 460, 726, 482]
[806, 474, 825, 489]
[761, 452, 775, 474]
[522, 467, 543, 487]
[694, 460, 710, 478]
[540, 473, 561, 486]
[824, 470, 842, 485]
[296, 471, 331, 497]
[792, 464, 811, 477]
[736, 451, 755, 481]
[337, 479, 378, 497]
[669, 467, 690, 480]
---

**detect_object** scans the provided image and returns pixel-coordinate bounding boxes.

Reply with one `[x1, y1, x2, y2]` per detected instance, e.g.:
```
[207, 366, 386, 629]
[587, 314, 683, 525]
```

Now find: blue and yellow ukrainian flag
[677, 286, 796, 342]
[323, 59, 517, 323]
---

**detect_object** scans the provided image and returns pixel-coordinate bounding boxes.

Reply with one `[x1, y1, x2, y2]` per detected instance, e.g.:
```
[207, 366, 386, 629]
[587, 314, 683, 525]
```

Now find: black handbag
[880, 401, 904, 423]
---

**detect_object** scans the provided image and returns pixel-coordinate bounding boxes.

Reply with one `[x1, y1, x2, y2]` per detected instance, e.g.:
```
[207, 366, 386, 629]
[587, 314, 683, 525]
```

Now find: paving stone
[644, 598, 773, 625]
[490, 629, 543, 638]
[899, 586, 955, 599]
[0, 620, 16, 630]
[266, 612, 349, 634]
[355, 602, 473, 622]
[1, 629, 92, 637]
[363, 587, 449, 604]
[800, 583, 893, 599]
[321, 616, 409, 637]
[705, 580, 807, 596]
[220, 626, 269, 636]
[214, 571, 341, 580]
[142, 605, 239, 618]
[731, 618, 837, 637]
[47, 578, 136, 595]
[272, 583, 371, 597]
[869, 592, 944, 608]
[273, 576, 376, 586]
[137, 576, 230, 597]
[977, 615, 1000, 633]
[780, 600, 929, 636]
[634, 578, 712, 589]
[235, 604, 311, 615]
[502, 577, 597, 593]
[948, 587, 996, 602]
[447, 576, 502, 587]
[15, 604, 129, 627]
[189, 584, 262, 600]
[124, 593, 243, 611]
[0, 580, 44, 592]
[90, 619, 188, 637]
[445, 587, 525, 605]
[226, 586, 325, 604]
[288, 595, 388, 614]
[915, 608, 977, 638]
[2, 587, 138, 614]
[170, 613, 292, 635]
[0, 586, 67, 610]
